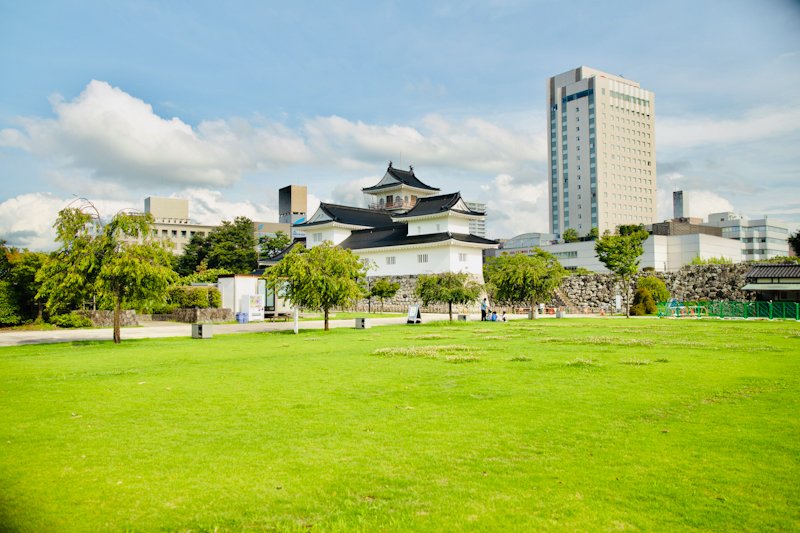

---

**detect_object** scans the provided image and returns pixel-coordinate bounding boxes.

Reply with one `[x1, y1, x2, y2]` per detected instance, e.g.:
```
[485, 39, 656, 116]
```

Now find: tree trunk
[448, 302, 453, 322]
[113, 298, 121, 344]
[624, 276, 630, 318]
[323, 308, 329, 331]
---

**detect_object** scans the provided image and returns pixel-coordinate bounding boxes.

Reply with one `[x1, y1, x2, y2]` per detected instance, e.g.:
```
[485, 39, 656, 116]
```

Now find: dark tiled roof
[338, 226, 498, 250]
[362, 164, 440, 192]
[746, 264, 800, 280]
[392, 192, 482, 218]
[296, 203, 394, 228]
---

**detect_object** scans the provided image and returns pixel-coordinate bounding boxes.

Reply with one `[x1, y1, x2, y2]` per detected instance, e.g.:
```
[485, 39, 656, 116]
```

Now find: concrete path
[0, 313, 544, 347]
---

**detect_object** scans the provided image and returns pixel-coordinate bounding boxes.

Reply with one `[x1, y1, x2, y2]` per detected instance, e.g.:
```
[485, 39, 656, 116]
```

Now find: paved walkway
[0, 313, 543, 347]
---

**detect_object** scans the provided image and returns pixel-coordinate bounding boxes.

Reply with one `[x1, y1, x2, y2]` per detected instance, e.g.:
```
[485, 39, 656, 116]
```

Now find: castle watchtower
[362, 162, 440, 214]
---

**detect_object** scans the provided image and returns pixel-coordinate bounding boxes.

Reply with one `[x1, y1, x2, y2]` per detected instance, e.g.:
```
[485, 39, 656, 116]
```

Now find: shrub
[631, 287, 657, 315]
[167, 286, 221, 309]
[49, 313, 93, 328]
[636, 275, 669, 302]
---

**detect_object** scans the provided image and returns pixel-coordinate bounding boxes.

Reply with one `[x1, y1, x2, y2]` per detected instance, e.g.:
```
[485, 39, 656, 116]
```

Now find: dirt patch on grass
[372, 345, 478, 363]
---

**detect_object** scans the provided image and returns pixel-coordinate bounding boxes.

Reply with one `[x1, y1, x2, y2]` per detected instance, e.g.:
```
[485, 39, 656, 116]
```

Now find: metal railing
[658, 300, 800, 320]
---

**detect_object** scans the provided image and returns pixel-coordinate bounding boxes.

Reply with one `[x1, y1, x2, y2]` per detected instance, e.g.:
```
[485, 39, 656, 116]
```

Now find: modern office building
[547, 66, 657, 238]
[279, 185, 308, 238]
[704, 212, 789, 261]
[144, 197, 216, 254]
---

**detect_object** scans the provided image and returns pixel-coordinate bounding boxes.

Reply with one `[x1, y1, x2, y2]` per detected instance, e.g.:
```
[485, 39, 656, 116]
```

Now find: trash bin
[235, 312, 242, 323]
[556, 309, 565, 319]
[457, 314, 467, 322]
[192, 323, 212, 339]
[240, 312, 249, 324]
[355, 317, 369, 329]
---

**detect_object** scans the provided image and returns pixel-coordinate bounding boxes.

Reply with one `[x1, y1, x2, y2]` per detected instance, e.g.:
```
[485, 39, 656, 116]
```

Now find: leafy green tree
[37, 207, 176, 343]
[562, 228, 579, 243]
[259, 231, 292, 260]
[265, 242, 366, 331]
[206, 217, 258, 273]
[790, 230, 800, 256]
[36, 208, 102, 315]
[369, 278, 400, 311]
[636, 275, 669, 303]
[175, 233, 209, 276]
[484, 250, 566, 318]
[594, 228, 648, 317]
[0, 281, 22, 326]
[414, 272, 481, 322]
[1, 242, 46, 322]
[586, 226, 599, 241]
[95, 212, 177, 342]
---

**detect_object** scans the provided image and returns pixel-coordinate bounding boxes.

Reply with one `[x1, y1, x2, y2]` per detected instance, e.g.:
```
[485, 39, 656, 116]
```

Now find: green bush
[208, 287, 221, 308]
[49, 313, 93, 328]
[168, 286, 220, 309]
[631, 287, 657, 315]
[0, 281, 22, 326]
[636, 275, 669, 302]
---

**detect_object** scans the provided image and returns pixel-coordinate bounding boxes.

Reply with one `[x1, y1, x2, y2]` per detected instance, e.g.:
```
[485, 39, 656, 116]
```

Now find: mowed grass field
[1, 318, 799, 532]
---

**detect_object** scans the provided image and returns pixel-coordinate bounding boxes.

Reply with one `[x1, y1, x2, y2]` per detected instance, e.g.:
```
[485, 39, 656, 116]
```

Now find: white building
[466, 201, 487, 238]
[144, 197, 216, 254]
[539, 234, 743, 273]
[704, 212, 789, 261]
[295, 164, 497, 280]
[547, 66, 657, 238]
[496, 232, 743, 273]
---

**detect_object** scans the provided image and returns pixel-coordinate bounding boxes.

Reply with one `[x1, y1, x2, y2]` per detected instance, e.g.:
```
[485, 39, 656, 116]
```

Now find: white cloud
[0, 193, 134, 251]
[658, 106, 800, 149]
[480, 173, 549, 238]
[304, 113, 544, 174]
[1, 80, 312, 188]
[656, 183, 734, 222]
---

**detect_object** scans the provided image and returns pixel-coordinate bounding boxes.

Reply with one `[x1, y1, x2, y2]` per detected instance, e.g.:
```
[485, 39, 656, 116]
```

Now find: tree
[788, 230, 800, 256]
[414, 272, 481, 322]
[369, 278, 400, 311]
[484, 250, 566, 318]
[594, 228, 648, 317]
[36, 207, 102, 316]
[259, 231, 292, 260]
[176, 217, 258, 275]
[264, 242, 366, 331]
[586, 226, 599, 241]
[1, 241, 46, 322]
[37, 206, 176, 343]
[562, 228, 579, 243]
[636, 275, 669, 303]
[206, 217, 258, 273]
[175, 233, 208, 276]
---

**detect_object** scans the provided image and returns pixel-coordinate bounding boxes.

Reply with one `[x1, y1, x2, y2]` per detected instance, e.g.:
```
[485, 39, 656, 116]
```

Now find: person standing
[481, 298, 488, 321]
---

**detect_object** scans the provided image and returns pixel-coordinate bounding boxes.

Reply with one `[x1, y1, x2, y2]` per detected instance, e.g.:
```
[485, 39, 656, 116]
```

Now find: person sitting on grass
[491, 310, 498, 321]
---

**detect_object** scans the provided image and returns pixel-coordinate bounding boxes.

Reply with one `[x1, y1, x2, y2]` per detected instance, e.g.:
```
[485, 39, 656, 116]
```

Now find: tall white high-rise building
[547, 66, 656, 237]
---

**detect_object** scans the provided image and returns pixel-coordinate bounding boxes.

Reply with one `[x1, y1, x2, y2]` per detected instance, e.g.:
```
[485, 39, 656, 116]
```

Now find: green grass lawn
[1, 319, 798, 531]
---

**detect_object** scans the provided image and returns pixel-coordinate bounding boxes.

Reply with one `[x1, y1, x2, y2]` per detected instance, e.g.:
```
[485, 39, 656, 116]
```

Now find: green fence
[657, 301, 800, 320]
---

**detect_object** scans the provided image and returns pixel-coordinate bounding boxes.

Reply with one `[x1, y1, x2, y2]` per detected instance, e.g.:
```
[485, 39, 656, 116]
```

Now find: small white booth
[218, 274, 292, 321]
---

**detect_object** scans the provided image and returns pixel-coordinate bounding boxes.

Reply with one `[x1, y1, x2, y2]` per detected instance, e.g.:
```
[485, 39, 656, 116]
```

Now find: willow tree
[483, 249, 566, 318]
[37, 205, 176, 343]
[265, 242, 366, 331]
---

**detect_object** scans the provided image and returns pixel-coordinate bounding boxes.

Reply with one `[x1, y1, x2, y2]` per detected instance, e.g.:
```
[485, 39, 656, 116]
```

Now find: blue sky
[1, 0, 799, 249]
